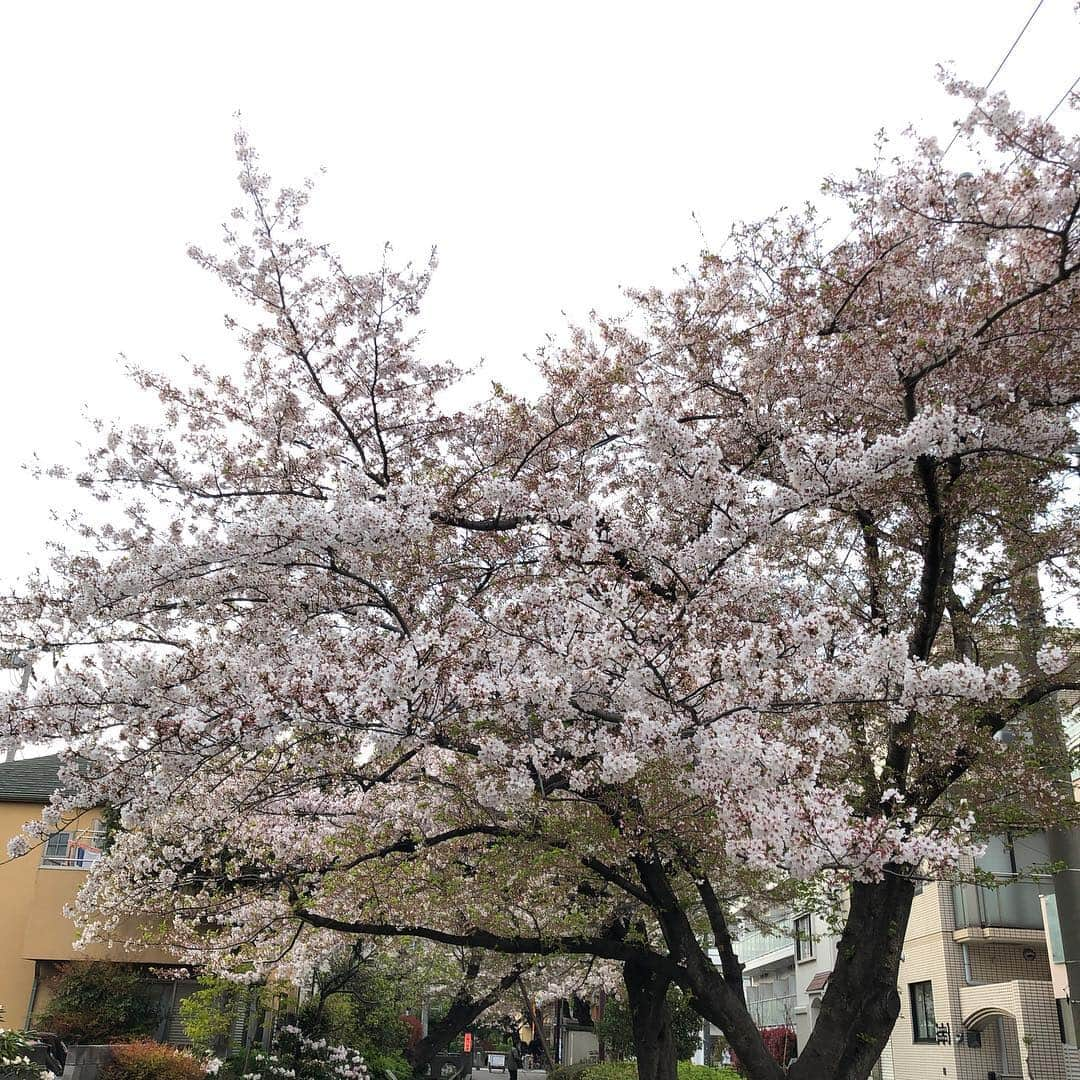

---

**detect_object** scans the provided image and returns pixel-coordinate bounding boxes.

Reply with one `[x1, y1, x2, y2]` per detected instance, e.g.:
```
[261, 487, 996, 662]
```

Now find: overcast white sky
[0, 0, 1078, 606]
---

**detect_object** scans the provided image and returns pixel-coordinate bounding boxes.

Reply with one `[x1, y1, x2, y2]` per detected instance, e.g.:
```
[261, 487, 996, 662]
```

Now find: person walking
[508, 1040, 522, 1080]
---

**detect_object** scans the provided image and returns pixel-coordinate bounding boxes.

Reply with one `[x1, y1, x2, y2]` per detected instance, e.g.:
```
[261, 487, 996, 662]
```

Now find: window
[42, 832, 73, 865]
[40, 825, 104, 868]
[910, 981, 936, 1043]
[794, 914, 814, 962]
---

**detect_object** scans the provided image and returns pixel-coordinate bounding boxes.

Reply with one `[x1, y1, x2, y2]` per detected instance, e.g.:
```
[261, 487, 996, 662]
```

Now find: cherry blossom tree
[3, 77, 1080, 1080]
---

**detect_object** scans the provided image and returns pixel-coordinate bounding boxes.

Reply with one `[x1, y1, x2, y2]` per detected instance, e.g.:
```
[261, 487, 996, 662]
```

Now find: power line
[997, 70, 1080, 175]
[980, 0, 1045, 95]
[1045, 73, 1080, 123]
[941, 0, 1046, 158]
[820, 2, 1052, 261]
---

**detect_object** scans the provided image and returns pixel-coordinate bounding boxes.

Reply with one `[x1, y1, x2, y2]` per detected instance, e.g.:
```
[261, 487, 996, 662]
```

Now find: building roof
[0, 754, 64, 803]
[806, 970, 831, 993]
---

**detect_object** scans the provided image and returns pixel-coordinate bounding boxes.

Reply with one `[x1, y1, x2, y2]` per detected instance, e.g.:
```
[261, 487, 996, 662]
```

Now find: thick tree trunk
[624, 957, 678, 1080]
[630, 859, 782, 1080]
[787, 874, 915, 1080]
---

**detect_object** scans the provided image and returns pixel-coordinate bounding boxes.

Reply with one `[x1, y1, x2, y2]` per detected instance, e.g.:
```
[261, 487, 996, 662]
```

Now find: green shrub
[299, 983, 409, 1080]
[99, 1041, 207, 1080]
[576, 1063, 739, 1080]
[578, 1064, 637, 1080]
[547, 1063, 593, 1080]
[676, 1065, 740, 1080]
[34, 962, 161, 1044]
[364, 1049, 409, 1080]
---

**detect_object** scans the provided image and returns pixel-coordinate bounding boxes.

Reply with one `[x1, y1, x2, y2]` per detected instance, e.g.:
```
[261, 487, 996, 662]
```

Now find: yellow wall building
[0, 755, 174, 1029]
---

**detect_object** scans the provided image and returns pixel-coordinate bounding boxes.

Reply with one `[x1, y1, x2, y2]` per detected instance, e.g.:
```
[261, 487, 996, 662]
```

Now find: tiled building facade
[886, 876, 1064, 1080]
[727, 832, 1077, 1080]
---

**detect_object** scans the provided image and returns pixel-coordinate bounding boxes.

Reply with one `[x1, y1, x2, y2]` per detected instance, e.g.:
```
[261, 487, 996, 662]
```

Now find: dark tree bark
[630, 858, 784, 1080]
[624, 957, 678, 1080]
[786, 875, 915, 1080]
[298, 861, 923, 1080]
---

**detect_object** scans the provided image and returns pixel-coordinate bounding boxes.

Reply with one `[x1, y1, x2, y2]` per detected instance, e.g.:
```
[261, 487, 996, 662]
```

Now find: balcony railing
[734, 927, 795, 966]
[951, 877, 1044, 931]
[40, 828, 104, 868]
[747, 994, 796, 1027]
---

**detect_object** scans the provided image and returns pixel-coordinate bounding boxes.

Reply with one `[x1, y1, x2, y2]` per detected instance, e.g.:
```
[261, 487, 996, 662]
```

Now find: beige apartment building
[726, 833, 1077, 1080]
[883, 846, 1066, 1080]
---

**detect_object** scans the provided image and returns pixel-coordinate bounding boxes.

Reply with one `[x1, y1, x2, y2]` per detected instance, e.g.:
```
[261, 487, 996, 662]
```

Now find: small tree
[178, 976, 248, 1056]
[300, 957, 412, 1080]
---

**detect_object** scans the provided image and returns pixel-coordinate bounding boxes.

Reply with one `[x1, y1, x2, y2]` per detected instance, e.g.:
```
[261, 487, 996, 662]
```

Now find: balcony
[951, 877, 1047, 945]
[734, 927, 795, 972]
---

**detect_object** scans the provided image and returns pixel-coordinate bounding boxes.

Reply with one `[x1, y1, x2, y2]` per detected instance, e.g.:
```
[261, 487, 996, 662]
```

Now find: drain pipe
[24, 961, 40, 1029]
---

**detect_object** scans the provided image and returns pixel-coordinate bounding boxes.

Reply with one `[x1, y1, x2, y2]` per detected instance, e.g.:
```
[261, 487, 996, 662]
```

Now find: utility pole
[0, 649, 35, 762]
[516, 977, 555, 1071]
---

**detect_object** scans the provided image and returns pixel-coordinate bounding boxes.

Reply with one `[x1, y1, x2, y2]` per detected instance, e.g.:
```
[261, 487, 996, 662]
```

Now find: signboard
[464, 1034, 472, 1053]
[933, 1023, 982, 1050]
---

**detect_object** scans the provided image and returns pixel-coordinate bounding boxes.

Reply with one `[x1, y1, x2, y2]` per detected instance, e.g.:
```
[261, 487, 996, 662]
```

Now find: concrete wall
[563, 1029, 598, 1065]
[23, 868, 173, 965]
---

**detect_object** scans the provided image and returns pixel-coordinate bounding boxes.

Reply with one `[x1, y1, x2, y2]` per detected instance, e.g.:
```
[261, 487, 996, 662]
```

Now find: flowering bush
[730, 1027, 796, 1075]
[98, 1041, 208, 1080]
[243, 1026, 367, 1080]
[0, 1006, 52, 1080]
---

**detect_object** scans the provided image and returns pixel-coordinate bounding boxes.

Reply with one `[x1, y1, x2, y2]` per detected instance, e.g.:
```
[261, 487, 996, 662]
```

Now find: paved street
[471, 1070, 547, 1080]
